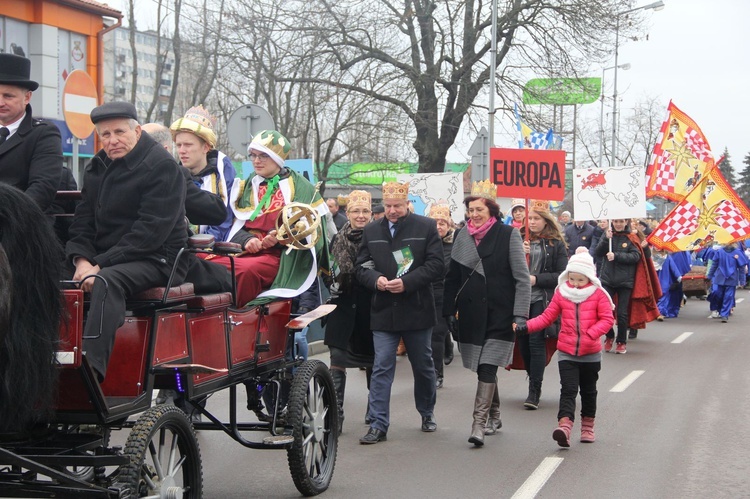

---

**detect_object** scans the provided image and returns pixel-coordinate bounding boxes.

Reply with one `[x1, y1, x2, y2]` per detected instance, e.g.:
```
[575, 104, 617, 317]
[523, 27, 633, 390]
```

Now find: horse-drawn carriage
[0, 190, 338, 498]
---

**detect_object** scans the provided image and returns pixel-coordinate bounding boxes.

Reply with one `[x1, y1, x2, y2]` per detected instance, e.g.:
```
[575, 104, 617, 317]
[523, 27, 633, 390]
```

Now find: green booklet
[393, 246, 414, 278]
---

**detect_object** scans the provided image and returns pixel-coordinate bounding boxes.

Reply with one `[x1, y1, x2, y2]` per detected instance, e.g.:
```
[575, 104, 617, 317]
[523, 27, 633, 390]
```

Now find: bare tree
[165, 0, 183, 124]
[145, 0, 168, 122]
[127, 0, 138, 104]
[271, 0, 644, 173]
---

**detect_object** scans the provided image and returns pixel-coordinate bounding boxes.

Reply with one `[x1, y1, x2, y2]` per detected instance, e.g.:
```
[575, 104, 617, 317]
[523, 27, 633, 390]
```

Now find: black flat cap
[90, 101, 138, 124]
[372, 204, 384, 214]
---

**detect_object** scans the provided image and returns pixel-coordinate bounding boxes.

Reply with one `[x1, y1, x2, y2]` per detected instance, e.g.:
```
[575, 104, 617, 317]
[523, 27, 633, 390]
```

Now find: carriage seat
[185, 291, 233, 310]
[129, 283, 195, 304]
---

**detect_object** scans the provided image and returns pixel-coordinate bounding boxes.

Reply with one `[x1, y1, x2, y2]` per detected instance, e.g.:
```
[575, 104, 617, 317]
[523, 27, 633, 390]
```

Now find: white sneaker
[709, 311, 720, 319]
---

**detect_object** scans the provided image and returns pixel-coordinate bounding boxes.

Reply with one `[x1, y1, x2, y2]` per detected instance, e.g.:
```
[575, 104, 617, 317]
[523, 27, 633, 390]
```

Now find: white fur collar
[558, 281, 597, 304]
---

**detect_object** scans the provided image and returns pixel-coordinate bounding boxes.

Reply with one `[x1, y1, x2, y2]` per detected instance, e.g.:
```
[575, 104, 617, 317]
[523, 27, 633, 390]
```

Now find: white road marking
[610, 370, 645, 393]
[736, 298, 744, 303]
[511, 457, 564, 499]
[672, 332, 693, 344]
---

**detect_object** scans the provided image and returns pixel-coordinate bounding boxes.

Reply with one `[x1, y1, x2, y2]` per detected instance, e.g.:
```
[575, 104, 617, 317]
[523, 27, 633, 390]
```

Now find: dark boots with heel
[330, 369, 346, 435]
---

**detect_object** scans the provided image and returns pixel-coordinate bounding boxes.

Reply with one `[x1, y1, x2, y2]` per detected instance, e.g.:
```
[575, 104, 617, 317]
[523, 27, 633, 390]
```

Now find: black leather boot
[524, 379, 541, 410]
[330, 369, 346, 435]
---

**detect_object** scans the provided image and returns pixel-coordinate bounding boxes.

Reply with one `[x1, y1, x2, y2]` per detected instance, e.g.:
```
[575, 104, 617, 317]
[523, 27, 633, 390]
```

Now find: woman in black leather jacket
[519, 201, 568, 409]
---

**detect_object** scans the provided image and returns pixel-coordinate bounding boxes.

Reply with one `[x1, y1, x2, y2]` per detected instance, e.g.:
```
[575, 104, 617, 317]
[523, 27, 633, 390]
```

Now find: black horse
[0, 184, 63, 433]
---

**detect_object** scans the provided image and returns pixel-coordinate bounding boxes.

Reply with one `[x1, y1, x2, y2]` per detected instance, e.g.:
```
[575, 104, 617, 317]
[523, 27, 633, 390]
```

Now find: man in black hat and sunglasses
[0, 53, 62, 210]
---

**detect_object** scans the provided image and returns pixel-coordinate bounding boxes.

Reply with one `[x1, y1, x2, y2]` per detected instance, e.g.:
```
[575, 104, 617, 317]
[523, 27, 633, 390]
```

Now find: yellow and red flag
[647, 161, 750, 251]
[645, 101, 713, 202]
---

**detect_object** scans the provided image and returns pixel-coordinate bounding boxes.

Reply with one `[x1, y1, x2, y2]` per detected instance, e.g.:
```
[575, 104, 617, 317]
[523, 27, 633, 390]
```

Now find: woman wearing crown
[170, 105, 236, 241]
[206, 130, 328, 306]
[442, 179, 531, 447]
[323, 189, 375, 434]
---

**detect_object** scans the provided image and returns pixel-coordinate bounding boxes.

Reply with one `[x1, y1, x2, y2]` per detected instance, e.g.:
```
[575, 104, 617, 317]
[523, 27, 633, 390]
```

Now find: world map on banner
[572, 166, 646, 220]
[395, 172, 464, 224]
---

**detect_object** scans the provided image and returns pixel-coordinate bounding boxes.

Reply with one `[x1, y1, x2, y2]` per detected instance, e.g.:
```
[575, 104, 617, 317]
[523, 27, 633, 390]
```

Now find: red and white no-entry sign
[62, 70, 98, 139]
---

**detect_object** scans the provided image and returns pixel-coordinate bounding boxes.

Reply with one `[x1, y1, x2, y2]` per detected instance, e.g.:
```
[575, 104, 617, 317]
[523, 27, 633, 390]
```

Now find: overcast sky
[118, 0, 748, 169]
[453, 0, 750, 168]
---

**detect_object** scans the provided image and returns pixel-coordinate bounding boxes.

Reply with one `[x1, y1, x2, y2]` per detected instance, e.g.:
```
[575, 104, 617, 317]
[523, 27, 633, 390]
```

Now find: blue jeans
[368, 328, 436, 433]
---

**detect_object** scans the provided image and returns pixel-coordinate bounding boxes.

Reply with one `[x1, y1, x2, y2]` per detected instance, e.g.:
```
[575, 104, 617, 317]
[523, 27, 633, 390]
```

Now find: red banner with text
[490, 148, 566, 201]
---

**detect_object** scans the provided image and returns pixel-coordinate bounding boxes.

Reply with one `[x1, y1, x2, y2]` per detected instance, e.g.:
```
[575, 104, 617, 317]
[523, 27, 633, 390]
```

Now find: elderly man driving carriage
[65, 102, 188, 382]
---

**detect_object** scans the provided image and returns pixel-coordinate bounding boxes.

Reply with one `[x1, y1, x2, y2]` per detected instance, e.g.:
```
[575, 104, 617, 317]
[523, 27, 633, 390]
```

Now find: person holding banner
[443, 179, 531, 447]
[595, 219, 660, 353]
[519, 200, 568, 410]
[706, 243, 749, 322]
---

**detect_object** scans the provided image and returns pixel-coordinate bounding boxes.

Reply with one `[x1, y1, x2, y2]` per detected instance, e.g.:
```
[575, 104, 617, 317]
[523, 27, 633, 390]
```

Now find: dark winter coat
[594, 230, 641, 288]
[66, 133, 187, 269]
[325, 226, 374, 355]
[355, 212, 444, 332]
[442, 222, 531, 347]
[564, 222, 595, 256]
[0, 104, 62, 210]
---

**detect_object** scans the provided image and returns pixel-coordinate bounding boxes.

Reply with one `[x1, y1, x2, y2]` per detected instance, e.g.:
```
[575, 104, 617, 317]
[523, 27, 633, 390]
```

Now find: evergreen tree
[737, 152, 750, 208]
[718, 147, 737, 187]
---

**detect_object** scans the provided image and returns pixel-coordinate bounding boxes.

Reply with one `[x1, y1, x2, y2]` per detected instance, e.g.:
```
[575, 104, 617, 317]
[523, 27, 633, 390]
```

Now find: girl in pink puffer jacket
[514, 249, 614, 448]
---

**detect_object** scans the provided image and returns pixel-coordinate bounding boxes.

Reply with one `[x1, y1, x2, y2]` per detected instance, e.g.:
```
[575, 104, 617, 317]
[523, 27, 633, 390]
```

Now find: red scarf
[467, 216, 497, 246]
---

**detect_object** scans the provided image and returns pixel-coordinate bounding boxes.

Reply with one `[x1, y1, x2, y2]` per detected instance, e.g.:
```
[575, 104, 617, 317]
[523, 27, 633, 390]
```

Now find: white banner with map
[572, 166, 647, 221]
[395, 172, 464, 224]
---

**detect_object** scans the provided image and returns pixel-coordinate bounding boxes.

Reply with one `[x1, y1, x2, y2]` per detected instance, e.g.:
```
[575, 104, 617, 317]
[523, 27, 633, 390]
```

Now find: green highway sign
[523, 77, 601, 105]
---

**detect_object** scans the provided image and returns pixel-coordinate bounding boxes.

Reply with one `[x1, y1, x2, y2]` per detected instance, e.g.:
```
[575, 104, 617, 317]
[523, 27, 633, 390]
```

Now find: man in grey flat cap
[66, 102, 187, 381]
[0, 53, 62, 210]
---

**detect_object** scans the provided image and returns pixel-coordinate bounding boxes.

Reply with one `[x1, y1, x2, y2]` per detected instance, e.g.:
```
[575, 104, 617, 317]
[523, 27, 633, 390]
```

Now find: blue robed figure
[657, 251, 692, 318]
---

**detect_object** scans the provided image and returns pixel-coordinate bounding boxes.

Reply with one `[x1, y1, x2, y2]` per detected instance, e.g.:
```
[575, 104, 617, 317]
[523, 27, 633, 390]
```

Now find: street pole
[610, 15, 621, 167]
[488, 0, 498, 152]
[610, 1, 664, 167]
[599, 63, 630, 167]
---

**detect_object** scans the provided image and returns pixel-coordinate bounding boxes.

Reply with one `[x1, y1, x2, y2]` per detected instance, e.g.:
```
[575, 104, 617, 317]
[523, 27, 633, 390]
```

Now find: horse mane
[0, 184, 63, 433]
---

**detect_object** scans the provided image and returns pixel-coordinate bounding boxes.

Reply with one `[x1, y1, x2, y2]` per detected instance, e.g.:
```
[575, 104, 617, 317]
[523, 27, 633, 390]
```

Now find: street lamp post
[599, 63, 630, 167]
[610, 0, 664, 166]
[488, 0, 499, 150]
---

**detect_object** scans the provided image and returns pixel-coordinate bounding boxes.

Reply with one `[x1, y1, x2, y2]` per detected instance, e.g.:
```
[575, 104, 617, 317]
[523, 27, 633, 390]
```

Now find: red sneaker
[615, 343, 627, 354]
[604, 338, 614, 352]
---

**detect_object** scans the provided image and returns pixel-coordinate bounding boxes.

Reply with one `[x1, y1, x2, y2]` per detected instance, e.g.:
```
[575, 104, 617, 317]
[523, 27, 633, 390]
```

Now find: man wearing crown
[206, 130, 329, 306]
[170, 105, 236, 241]
[355, 181, 444, 443]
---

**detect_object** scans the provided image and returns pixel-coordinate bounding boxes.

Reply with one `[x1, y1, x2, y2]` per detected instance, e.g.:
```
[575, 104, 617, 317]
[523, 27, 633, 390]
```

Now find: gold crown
[470, 179, 496, 200]
[184, 105, 217, 129]
[382, 181, 409, 200]
[170, 105, 218, 147]
[347, 190, 371, 210]
[337, 194, 349, 207]
[428, 203, 451, 222]
[529, 199, 550, 213]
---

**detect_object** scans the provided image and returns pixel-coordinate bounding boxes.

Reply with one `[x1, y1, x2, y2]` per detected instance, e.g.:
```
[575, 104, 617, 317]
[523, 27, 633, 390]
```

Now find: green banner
[523, 78, 601, 105]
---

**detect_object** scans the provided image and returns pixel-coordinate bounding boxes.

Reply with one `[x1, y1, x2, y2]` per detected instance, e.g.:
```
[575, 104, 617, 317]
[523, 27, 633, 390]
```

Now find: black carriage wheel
[119, 404, 203, 498]
[286, 360, 338, 496]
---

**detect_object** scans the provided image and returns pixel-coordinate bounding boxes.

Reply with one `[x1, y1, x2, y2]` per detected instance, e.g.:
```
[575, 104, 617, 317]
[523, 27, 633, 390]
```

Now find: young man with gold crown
[206, 130, 329, 306]
[170, 105, 235, 241]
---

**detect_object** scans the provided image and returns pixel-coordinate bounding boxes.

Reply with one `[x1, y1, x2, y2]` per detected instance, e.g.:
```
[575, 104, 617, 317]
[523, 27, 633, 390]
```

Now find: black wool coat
[355, 212, 444, 332]
[0, 105, 62, 210]
[66, 133, 187, 269]
[442, 223, 531, 345]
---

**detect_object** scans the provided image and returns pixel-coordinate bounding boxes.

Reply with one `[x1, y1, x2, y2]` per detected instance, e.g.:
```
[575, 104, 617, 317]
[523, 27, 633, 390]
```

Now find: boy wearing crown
[170, 105, 236, 241]
[355, 181, 444, 444]
[206, 130, 329, 306]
